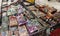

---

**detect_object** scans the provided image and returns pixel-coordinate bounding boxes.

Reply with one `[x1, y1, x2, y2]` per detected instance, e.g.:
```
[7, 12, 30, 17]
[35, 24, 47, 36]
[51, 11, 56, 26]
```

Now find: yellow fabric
[26, 0, 35, 3]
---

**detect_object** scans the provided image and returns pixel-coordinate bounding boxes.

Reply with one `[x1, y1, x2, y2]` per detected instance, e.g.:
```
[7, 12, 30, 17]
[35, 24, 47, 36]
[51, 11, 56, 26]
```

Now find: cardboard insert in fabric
[9, 16, 18, 26]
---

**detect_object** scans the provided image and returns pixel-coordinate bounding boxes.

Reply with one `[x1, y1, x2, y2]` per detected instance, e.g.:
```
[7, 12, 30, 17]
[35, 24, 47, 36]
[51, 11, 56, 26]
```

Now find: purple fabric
[27, 25, 38, 33]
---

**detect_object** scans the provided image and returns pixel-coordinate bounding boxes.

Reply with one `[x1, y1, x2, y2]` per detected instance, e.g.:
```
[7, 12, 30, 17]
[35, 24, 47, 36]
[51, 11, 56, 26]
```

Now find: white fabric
[35, 0, 60, 10]
[8, 0, 18, 5]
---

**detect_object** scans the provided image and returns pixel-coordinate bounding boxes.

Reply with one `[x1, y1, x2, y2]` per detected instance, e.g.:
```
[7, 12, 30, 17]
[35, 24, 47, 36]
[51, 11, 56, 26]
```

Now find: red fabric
[50, 28, 60, 36]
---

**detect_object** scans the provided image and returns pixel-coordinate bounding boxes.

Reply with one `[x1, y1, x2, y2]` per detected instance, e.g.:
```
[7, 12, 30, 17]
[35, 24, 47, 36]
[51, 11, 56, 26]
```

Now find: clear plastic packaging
[18, 25, 29, 36]
[16, 14, 26, 25]
[2, 16, 9, 31]
[26, 20, 38, 34]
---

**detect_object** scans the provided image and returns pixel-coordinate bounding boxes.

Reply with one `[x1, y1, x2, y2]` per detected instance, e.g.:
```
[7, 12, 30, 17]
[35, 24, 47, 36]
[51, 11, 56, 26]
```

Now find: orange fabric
[46, 12, 53, 19]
